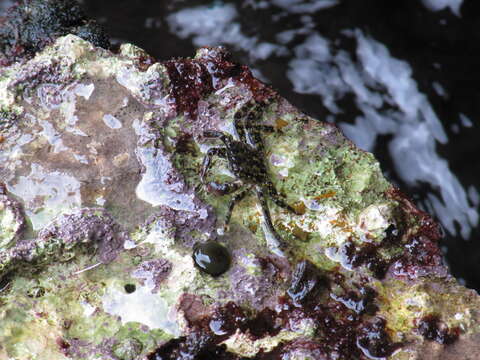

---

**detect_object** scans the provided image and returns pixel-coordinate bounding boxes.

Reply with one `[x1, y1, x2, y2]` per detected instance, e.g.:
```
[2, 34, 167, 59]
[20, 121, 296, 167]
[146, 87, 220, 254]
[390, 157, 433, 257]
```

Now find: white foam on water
[432, 81, 448, 98]
[459, 113, 473, 127]
[271, 0, 339, 13]
[421, 0, 463, 16]
[468, 186, 480, 207]
[167, 3, 285, 63]
[355, 30, 448, 144]
[287, 34, 349, 114]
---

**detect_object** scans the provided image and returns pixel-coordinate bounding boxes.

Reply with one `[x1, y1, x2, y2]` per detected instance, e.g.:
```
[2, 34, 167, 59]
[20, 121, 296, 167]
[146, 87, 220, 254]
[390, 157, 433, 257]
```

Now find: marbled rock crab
[201, 101, 296, 249]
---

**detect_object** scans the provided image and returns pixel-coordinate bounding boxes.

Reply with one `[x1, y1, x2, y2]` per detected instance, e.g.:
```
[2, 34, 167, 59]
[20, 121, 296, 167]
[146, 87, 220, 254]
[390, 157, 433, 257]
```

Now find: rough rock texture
[0, 36, 479, 360]
[0, 0, 110, 66]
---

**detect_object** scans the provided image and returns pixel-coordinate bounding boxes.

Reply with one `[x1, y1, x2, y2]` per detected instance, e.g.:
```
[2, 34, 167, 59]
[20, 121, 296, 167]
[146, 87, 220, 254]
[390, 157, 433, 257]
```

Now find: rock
[0, 35, 479, 360]
[0, 0, 110, 66]
[112, 337, 143, 360]
[0, 183, 25, 248]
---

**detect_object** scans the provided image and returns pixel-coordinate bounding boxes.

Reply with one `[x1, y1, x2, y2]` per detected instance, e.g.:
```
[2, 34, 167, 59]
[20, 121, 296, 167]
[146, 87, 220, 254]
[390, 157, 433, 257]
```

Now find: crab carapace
[201, 100, 296, 249]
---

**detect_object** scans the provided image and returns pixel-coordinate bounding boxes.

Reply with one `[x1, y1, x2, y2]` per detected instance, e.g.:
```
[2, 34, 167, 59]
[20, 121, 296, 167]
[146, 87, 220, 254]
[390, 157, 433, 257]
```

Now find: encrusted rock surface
[0, 0, 110, 66]
[0, 35, 479, 360]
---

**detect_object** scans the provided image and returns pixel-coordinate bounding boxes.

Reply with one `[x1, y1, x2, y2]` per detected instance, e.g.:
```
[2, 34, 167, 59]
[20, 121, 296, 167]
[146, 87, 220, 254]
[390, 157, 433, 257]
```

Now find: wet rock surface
[0, 0, 110, 65]
[0, 35, 479, 360]
[0, 183, 25, 248]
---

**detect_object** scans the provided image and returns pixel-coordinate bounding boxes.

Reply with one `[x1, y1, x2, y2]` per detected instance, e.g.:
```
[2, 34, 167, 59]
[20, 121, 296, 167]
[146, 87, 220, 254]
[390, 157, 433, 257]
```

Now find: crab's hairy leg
[204, 130, 227, 140]
[245, 105, 275, 152]
[233, 105, 248, 143]
[201, 147, 227, 182]
[245, 104, 261, 149]
[224, 187, 250, 228]
[265, 182, 297, 214]
[204, 130, 235, 149]
[255, 186, 287, 249]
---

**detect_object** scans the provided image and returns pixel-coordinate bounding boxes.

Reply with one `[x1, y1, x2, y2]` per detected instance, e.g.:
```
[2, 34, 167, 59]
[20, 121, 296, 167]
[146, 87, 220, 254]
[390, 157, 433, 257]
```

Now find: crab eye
[193, 241, 231, 277]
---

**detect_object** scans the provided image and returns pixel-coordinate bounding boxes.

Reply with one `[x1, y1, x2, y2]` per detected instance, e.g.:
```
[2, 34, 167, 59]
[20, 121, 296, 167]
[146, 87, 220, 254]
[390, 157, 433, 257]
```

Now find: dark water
[3, 0, 480, 291]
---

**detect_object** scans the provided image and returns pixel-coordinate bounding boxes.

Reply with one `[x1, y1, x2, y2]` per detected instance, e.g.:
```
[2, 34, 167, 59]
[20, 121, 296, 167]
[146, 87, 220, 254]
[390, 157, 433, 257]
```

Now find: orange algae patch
[275, 118, 289, 130]
[330, 218, 353, 233]
[314, 190, 336, 201]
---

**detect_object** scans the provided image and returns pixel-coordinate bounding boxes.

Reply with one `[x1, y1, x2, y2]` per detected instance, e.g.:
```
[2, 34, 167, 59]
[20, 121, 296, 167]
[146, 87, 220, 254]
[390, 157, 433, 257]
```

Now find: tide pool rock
[0, 35, 479, 360]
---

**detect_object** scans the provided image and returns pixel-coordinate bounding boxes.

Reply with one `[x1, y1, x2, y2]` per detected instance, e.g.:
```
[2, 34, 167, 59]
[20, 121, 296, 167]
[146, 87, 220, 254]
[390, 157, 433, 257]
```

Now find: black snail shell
[192, 241, 231, 277]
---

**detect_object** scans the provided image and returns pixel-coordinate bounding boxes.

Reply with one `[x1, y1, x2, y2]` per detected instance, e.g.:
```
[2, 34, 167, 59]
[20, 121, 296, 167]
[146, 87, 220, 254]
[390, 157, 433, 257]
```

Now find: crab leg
[234, 105, 248, 143]
[234, 101, 277, 149]
[255, 185, 287, 249]
[224, 187, 250, 229]
[265, 182, 297, 214]
[246, 125, 276, 151]
[251, 125, 276, 132]
[200, 147, 227, 182]
[245, 105, 262, 149]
